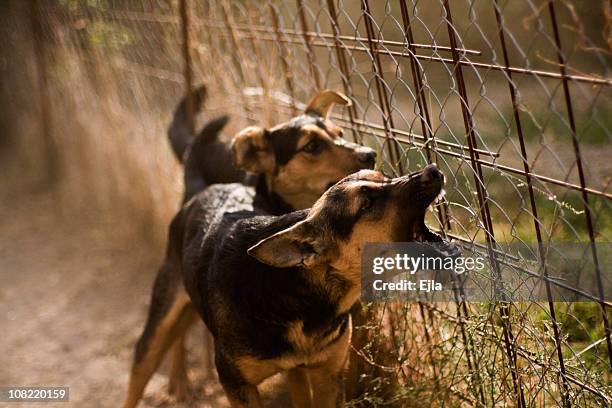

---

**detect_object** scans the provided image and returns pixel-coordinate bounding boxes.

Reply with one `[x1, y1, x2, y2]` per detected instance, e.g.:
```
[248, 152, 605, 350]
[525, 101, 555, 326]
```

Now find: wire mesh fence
[16, 0, 612, 406]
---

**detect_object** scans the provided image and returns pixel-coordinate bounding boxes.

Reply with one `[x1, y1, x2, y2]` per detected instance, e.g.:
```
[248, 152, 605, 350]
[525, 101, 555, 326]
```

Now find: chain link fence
[6, 0, 611, 406]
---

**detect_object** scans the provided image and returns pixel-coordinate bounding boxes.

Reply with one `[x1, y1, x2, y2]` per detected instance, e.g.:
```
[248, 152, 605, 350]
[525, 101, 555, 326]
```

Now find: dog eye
[302, 139, 323, 155]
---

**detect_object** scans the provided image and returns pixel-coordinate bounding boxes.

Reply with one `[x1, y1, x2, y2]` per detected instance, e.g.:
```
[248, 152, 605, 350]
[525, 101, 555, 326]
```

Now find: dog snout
[420, 164, 443, 183]
[356, 148, 376, 169]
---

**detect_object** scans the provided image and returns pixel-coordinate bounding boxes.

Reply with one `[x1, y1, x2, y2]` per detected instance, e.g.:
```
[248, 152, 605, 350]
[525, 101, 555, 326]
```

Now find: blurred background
[0, 0, 610, 406]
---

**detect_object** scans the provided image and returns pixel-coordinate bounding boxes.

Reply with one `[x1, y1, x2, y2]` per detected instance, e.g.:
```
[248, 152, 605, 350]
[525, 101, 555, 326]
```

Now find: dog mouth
[408, 171, 459, 256]
[413, 219, 442, 242]
[406, 213, 460, 258]
[418, 224, 460, 259]
[401, 165, 458, 252]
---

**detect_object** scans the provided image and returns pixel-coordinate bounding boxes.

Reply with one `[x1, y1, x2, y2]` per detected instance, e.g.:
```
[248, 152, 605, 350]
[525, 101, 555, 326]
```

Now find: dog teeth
[440, 240, 461, 257]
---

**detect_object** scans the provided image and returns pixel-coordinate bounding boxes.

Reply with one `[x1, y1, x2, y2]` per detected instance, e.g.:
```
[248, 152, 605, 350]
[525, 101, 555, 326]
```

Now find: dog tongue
[416, 225, 461, 258]
[436, 240, 461, 258]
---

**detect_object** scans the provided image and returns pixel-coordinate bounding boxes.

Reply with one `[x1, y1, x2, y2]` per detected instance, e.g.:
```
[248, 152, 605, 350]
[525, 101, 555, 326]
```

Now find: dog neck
[307, 264, 361, 316]
[253, 175, 294, 216]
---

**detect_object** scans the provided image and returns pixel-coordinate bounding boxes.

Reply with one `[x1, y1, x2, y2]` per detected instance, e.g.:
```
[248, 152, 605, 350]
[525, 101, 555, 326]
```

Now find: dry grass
[1, 0, 611, 406]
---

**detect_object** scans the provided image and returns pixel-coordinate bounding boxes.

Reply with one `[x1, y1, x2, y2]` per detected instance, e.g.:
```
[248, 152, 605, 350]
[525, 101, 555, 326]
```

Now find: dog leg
[286, 366, 312, 408]
[167, 304, 196, 401]
[224, 385, 263, 408]
[216, 352, 264, 408]
[123, 263, 193, 408]
[307, 366, 345, 408]
[308, 319, 352, 408]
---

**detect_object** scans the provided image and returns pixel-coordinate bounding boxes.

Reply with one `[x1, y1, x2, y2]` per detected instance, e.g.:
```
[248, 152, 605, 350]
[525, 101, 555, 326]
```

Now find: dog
[123, 162, 447, 407]
[149, 164, 446, 408]
[123, 89, 377, 407]
[168, 86, 376, 207]
[167, 85, 243, 202]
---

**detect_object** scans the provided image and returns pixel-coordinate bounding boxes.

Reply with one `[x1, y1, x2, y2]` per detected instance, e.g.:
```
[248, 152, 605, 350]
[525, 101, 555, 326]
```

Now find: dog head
[248, 165, 446, 279]
[231, 91, 377, 210]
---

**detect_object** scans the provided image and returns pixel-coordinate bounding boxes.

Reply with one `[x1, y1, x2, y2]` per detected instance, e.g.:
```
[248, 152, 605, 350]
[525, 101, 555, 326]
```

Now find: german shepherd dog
[126, 164, 446, 408]
[126, 165, 444, 408]
[123, 89, 376, 407]
[167, 86, 376, 206]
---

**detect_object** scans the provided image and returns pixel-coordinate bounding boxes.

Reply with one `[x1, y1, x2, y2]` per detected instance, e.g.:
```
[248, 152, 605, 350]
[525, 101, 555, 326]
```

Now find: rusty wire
[29, 0, 612, 406]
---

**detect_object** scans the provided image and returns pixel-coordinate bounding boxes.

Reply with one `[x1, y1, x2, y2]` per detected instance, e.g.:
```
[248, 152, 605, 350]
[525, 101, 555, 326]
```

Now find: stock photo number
[1, 387, 69, 402]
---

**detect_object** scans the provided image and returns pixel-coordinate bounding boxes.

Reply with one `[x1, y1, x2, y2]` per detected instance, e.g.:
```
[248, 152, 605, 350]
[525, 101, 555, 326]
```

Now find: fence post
[492, 2, 572, 407]
[296, 0, 322, 91]
[326, 0, 362, 144]
[397, 0, 451, 231]
[548, 1, 612, 373]
[29, 0, 58, 182]
[179, 0, 218, 379]
[180, 0, 195, 136]
[361, 0, 403, 175]
[441, 1, 526, 406]
[219, 3, 257, 125]
[269, 5, 297, 116]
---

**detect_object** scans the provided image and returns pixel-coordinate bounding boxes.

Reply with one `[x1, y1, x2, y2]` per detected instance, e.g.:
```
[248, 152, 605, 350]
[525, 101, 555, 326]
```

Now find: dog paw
[168, 372, 192, 402]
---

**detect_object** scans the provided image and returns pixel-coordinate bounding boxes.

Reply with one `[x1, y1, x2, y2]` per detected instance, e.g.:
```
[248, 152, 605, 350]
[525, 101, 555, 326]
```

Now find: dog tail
[168, 85, 208, 163]
[169, 85, 248, 201]
[182, 115, 247, 201]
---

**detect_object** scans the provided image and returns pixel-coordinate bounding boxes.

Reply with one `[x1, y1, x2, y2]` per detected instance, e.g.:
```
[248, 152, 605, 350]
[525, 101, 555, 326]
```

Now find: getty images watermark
[361, 242, 612, 302]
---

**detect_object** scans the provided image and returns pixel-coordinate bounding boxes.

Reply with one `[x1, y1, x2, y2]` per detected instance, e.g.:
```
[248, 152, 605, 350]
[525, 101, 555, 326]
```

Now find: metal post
[493, 2, 571, 406]
[548, 0, 612, 371]
[180, 0, 195, 136]
[362, 0, 403, 174]
[442, 1, 526, 406]
[296, 0, 322, 90]
[326, 0, 362, 143]
[30, 0, 58, 182]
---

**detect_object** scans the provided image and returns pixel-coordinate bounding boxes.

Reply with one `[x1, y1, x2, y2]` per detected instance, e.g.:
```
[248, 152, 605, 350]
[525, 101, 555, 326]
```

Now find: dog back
[180, 184, 346, 361]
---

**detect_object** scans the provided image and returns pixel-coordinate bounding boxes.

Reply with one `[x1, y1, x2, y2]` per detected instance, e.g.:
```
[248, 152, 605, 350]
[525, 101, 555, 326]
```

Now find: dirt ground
[0, 163, 287, 407]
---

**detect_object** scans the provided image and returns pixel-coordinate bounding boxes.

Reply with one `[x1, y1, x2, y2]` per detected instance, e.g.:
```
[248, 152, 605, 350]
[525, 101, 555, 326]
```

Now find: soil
[0, 167, 287, 407]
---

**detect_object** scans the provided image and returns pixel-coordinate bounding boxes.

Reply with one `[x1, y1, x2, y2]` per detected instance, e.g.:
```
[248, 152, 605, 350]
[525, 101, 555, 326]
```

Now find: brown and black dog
[126, 164, 447, 408]
[168, 86, 376, 208]
[123, 89, 377, 407]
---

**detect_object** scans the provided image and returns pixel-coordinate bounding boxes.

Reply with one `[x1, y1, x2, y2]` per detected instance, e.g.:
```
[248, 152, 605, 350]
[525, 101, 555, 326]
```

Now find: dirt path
[0, 177, 190, 406]
[0, 166, 289, 407]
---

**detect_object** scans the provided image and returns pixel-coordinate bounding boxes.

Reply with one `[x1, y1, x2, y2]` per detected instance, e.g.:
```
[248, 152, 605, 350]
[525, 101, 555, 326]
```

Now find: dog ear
[305, 90, 352, 119]
[231, 126, 275, 173]
[247, 221, 326, 268]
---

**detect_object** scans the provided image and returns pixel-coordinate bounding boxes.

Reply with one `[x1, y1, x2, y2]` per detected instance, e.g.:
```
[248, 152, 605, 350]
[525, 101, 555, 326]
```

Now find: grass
[11, 0, 611, 406]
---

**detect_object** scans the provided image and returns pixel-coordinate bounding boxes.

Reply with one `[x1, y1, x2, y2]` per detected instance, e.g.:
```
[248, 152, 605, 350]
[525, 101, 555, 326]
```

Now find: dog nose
[421, 164, 443, 182]
[357, 149, 377, 168]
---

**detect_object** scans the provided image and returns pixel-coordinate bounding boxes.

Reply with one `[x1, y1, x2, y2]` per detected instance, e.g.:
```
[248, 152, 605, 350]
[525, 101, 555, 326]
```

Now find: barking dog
[123, 89, 376, 407]
[124, 164, 447, 408]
